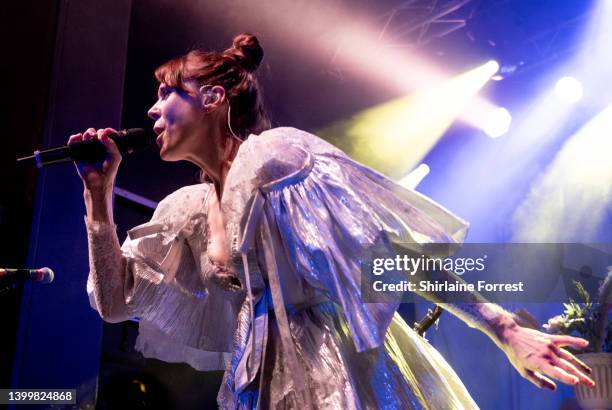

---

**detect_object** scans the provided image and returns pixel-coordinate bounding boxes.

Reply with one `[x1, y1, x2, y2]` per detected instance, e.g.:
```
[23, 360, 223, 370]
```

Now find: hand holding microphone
[68, 128, 123, 193]
[15, 127, 153, 191]
[17, 128, 153, 167]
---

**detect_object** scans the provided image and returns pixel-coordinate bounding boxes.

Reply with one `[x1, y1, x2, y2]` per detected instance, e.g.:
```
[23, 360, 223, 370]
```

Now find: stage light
[197, 1, 504, 128]
[513, 103, 612, 242]
[398, 163, 430, 189]
[555, 76, 583, 103]
[481, 107, 512, 138]
[318, 60, 501, 176]
[487, 60, 500, 73]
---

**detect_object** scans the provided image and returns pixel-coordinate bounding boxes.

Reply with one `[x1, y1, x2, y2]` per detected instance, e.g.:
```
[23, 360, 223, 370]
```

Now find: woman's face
[147, 82, 205, 161]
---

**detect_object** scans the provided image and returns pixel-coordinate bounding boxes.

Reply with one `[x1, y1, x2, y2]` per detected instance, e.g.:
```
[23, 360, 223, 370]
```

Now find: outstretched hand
[501, 324, 595, 390]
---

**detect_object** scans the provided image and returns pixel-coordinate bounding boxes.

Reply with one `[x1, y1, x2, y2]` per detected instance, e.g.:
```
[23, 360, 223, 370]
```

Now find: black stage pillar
[10, 0, 132, 408]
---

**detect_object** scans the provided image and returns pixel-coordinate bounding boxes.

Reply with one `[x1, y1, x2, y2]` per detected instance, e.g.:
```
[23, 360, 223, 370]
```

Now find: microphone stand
[413, 306, 443, 336]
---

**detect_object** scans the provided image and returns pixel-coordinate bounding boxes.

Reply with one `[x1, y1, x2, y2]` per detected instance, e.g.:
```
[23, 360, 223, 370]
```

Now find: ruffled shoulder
[221, 127, 336, 234]
[119, 183, 243, 358]
[122, 183, 211, 280]
[224, 127, 469, 353]
[147, 183, 211, 224]
[223, 128, 311, 202]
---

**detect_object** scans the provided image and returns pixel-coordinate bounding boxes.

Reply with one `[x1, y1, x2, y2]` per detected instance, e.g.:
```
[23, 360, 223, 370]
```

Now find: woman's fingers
[541, 363, 581, 385]
[506, 327, 596, 390]
[552, 334, 589, 349]
[555, 358, 595, 387]
[68, 133, 83, 144]
[83, 128, 97, 141]
[97, 128, 120, 154]
[67, 127, 121, 191]
[97, 128, 122, 170]
[529, 337, 595, 388]
[96, 127, 117, 140]
[525, 369, 556, 391]
[555, 346, 593, 375]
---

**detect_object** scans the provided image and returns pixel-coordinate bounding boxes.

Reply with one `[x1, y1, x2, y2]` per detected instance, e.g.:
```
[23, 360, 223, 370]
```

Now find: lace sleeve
[85, 217, 132, 322]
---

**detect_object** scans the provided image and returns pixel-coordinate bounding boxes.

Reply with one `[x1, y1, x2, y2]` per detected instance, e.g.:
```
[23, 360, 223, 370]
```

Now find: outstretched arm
[403, 258, 595, 390]
[443, 301, 593, 390]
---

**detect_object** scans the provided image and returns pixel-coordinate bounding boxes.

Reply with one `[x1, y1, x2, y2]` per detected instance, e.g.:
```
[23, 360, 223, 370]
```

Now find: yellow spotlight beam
[195, 0, 502, 129]
[318, 61, 500, 177]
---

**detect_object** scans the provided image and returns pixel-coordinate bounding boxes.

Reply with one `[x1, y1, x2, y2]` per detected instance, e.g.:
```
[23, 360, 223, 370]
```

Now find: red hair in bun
[154, 33, 270, 140]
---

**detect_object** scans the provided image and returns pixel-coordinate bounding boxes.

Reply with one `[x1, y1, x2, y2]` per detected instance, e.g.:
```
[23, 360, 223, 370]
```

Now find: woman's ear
[200, 85, 226, 111]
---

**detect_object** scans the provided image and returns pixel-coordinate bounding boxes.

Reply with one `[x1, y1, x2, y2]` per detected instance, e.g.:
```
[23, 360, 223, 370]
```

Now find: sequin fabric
[85, 127, 479, 409]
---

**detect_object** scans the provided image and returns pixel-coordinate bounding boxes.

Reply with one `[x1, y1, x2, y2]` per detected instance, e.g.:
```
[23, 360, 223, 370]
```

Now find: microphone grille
[36, 267, 55, 284]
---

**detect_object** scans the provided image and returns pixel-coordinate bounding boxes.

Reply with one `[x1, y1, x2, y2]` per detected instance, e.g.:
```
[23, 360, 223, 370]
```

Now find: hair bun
[227, 33, 264, 73]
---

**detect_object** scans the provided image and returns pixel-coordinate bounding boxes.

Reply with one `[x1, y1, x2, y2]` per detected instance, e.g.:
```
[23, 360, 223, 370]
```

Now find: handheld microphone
[0, 267, 55, 284]
[16, 128, 155, 168]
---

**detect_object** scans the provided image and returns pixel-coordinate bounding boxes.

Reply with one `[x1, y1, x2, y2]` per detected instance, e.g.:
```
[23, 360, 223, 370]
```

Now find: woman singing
[70, 33, 594, 409]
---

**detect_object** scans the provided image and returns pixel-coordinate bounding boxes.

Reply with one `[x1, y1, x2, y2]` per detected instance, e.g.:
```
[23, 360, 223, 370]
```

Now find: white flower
[544, 315, 567, 334]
